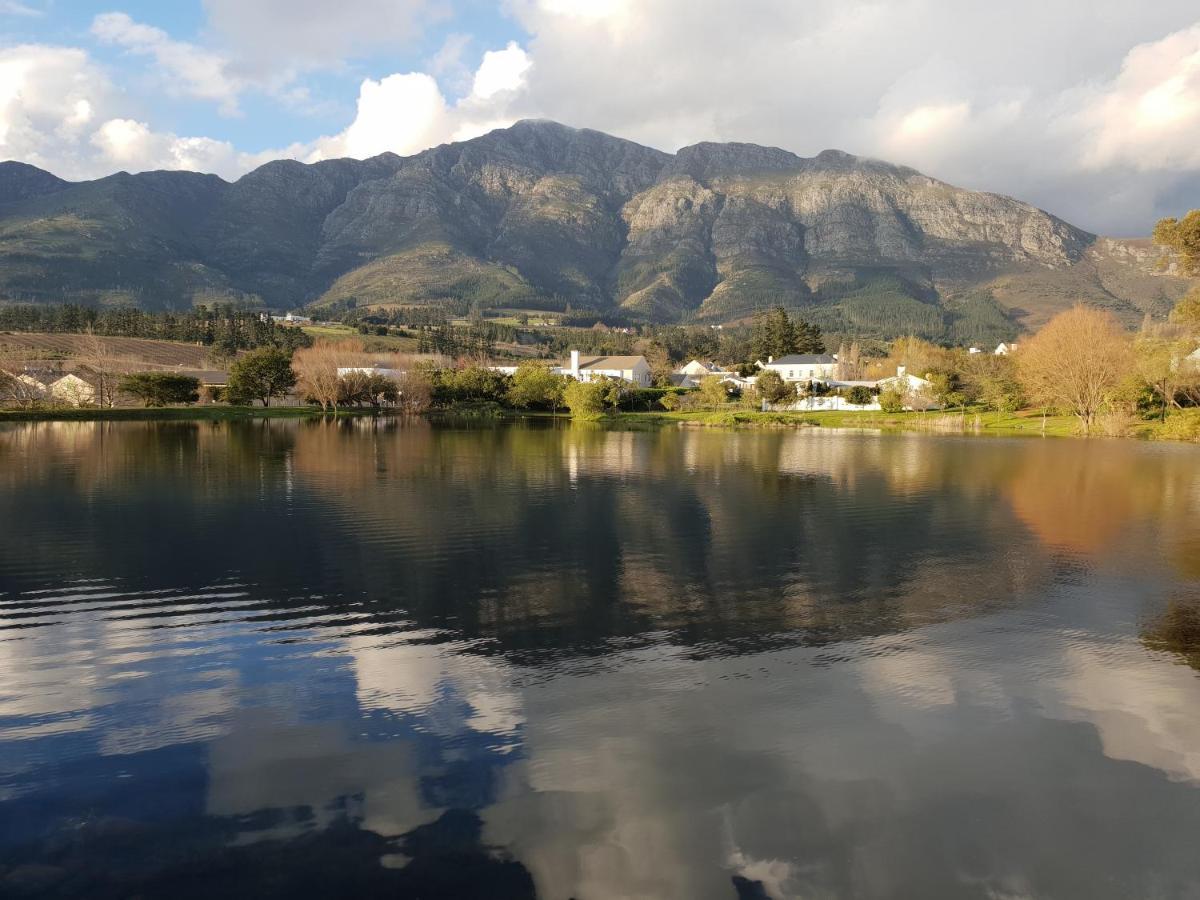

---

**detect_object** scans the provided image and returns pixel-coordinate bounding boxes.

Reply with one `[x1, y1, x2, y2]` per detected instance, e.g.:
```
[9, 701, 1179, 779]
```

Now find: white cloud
[303, 43, 531, 163]
[91, 12, 244, 115]
[470, 42, 532, 100]
[1080, 24, 1200, 171]
[90, 117, 242, 175]
[499, 0, 1200, 233]
[202, 0, 435, 78]
[0, 0, 43, 16]
[9, 2, 1200, 234]
[0, 45, 109, 174]
[314, 72, 450, 160]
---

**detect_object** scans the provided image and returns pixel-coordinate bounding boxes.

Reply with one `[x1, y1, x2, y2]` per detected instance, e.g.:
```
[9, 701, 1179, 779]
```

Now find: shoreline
[2, 404, 1197, 443]
[0, 406, 378, 423]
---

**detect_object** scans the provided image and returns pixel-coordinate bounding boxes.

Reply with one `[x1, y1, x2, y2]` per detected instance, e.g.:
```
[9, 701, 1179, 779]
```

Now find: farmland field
[0, 332, 221, 367]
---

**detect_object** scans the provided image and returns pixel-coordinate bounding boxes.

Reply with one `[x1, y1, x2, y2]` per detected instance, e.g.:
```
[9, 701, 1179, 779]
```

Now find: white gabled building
[48, 373, 96, 407]
[672, 359, 733, 388]
[554, 350, 651, 386]
[994, 342, 1019, 356]
[760, 354, 838, 382]
[337, 366, 405, 380]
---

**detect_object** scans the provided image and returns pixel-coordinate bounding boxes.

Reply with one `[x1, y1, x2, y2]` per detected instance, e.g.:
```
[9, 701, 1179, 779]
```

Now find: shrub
[658, 393, 681, 411]
[118, 372, 200, 407]
[564, 379, 619, 419]
[846, 385, 873, 405]
[697, 375, 731, 407]
[755, 369, 792, 404]
[878, 388, 905, 413]
[507, 362, 568, 412]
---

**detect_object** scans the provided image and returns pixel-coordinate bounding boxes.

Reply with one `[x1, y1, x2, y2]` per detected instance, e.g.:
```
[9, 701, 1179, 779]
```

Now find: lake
[2, 418, 1199, 899]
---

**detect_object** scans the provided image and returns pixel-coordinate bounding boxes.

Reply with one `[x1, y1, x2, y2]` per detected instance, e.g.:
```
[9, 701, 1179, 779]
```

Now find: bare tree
[292, 339, 365, 412]
[78, 330, 119, 408]
[0, 347, 45, 409]
[1017, 306, 1133, 433]
[836, 341, 864, 381]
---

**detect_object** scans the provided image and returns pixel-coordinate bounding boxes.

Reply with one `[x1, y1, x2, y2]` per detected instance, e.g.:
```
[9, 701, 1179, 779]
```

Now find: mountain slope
[0, 120, 1191, 339]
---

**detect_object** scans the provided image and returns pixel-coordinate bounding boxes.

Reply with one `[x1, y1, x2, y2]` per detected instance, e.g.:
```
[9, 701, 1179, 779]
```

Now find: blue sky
[1, 0, 523, 154]
[3, 0, 1200, 234]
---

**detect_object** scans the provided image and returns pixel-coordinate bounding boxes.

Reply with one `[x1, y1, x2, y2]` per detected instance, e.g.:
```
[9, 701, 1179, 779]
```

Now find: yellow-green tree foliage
[1154, 210, 1200, 275]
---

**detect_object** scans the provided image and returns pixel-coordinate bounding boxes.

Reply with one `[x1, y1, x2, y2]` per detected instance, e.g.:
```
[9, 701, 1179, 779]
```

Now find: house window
[789, 369, 796, 379]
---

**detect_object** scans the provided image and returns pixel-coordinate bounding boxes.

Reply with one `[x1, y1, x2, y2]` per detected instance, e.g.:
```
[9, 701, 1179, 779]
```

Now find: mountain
[0, 120, 1192, 341]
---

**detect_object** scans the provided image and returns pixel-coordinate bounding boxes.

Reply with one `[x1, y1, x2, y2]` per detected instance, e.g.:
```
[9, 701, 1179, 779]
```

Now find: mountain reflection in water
[1, 419, 1199, 899]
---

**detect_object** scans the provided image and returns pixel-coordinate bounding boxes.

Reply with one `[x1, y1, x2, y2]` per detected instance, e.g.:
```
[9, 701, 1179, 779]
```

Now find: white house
[760, 354, 838, 382]
[770, 366, 940, 412]
[994, 342, 1019, 356]
[554, 350, 651, 386]
[337, 366, 405, 380]
[48, 373, 96, 406]
[672, 359, 732, 388]
[14, 374, 47, 397]
[875, 365, 935, 395]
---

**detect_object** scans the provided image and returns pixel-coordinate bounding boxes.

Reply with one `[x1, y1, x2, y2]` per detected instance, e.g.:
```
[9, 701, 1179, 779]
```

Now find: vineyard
[0, 333, 222, 368]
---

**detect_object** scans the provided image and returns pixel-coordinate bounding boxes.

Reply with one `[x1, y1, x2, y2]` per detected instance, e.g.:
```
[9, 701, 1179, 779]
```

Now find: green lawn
[612, 407, 1090, 438]
[302, 324, 420, 352]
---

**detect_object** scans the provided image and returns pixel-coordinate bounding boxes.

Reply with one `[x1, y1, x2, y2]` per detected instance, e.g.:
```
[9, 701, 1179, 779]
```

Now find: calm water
[2, 419, 1200, 899]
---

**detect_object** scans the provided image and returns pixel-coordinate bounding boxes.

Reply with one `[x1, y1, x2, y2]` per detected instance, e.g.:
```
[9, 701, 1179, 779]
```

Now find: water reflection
[1, 420, 1200, 897]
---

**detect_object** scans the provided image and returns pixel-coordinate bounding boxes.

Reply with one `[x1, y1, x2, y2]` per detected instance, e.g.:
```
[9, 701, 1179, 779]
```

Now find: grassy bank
[610, 407, 1200, 441]
[0, 405, 379, 423]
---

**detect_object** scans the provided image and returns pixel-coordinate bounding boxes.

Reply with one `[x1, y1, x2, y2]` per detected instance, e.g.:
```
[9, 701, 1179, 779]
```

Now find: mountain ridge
[0, 119, 1191, 342]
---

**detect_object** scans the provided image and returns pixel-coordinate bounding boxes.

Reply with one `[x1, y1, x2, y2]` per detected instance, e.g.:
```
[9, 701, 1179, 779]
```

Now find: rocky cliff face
[0, 120, 1190, 337]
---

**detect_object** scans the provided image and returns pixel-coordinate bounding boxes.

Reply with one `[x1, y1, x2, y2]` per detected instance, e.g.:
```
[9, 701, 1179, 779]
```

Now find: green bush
[118, 372, 201, 407]
[564, 379, 620, 419]
[617, 387, 687, 411]
[878, 388, 906, 413]
[846, 385, 873, 405]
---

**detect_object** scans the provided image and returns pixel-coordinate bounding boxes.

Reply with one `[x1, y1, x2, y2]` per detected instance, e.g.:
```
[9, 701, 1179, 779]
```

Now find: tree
[225, 347, 297, 407]
[658, 392, 681, 411]
[1169, 288, 1200, 335]
[878, 389, 905, 413]
[563, 378, 618, 419]
[293, 340, 363, 412]
[395, 370, 433, 414]
[963, 352, 1023, 412]
[507, 362, 567, 412]
[118, 372, 200, 407]
[1016, 306, 1133, 433]
[754, 369, 793, 404]
[697, 375, 731, 407]
[0, 348, 43, 409]
[751, 307, 825, 360]
[79, 330, 118, 408]
[846, 385, 873, 405]
[1153, 210, 1200, 275]
[1133, 333, 1200, 421]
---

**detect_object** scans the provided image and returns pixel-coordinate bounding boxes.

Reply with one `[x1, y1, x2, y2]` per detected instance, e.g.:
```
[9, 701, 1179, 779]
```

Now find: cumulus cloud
[471, 42, 532, 100]
[0, 45, 107, 174]
[8, 1, 1200, 233]
[498, 0, 1200, 233]
[91, 12, 244, 115]
[1080, 25, 1200, 171]
[304, 43, 531, 162]
[202, 0, 436, 78]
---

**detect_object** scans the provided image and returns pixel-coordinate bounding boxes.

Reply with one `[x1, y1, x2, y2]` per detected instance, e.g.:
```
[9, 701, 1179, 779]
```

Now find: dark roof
[769, 354, 836, 365]
[173, 369, 229, 384]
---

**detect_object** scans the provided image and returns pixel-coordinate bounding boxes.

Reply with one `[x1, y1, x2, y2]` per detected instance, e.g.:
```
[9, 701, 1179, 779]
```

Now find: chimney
[897, 365, 906, 378]
[570, 349, 580, 377]
[768, 355, 774, 364]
